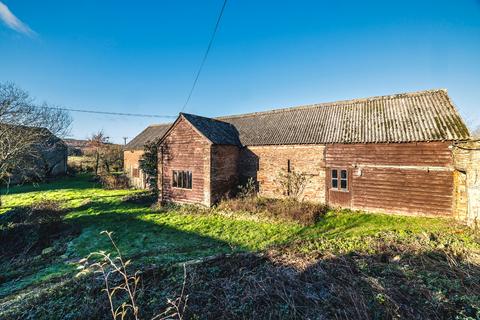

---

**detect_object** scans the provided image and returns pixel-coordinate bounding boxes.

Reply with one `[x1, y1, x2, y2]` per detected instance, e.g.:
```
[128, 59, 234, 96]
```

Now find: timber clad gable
[159, 117, 212, 206]
[124, 89, 475, 222]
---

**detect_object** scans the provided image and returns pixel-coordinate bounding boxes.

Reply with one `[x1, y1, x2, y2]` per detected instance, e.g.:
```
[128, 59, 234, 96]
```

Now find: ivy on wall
[139, 139, 159, 193]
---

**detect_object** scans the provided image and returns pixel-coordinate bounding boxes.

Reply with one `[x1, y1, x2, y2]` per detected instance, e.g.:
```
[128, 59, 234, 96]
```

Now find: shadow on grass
[2, 174, 99, 196]
[3, 239, 479, 319]
[65, 210, 239, 262]
[179, 245, 480, 319]
[0, 197, 241, 300]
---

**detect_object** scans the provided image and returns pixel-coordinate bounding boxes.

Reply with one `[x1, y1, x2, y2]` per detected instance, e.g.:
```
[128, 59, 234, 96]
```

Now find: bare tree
[0, 82, 71, 205]
[86, 130, 112, 175]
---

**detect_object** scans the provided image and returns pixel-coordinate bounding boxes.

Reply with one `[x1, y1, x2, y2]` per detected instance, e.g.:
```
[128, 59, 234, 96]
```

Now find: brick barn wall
[159, 117, 212, 206]
[124, 150, 145, 189]
[210, 145, 240, 203]
[239, 145, 326, 203]
[325, 142, 455, 216]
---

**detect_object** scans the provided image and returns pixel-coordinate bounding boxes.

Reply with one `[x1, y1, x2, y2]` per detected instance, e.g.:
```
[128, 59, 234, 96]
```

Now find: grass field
[1, 175, 479, 319]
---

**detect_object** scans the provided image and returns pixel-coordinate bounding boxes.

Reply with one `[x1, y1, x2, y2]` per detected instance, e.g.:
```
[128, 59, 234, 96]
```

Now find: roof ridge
[147, 123, 172, 127]
[181, 112, 233, 125]
[217, 89, 448, 120]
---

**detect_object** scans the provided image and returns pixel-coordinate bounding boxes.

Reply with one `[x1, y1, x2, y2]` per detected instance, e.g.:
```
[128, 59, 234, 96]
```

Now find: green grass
[0, 174, 477, 301]
[300, 210, 461, 239]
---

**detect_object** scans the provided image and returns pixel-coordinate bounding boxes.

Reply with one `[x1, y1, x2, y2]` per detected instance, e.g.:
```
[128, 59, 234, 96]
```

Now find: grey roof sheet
[126, 89, 470, 149]
[181, 113, 241, 145]
[125, 123, 171, 150]
[219, 89, 470, 145]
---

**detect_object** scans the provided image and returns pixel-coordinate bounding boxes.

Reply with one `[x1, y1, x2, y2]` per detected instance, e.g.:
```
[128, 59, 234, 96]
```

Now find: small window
[331, 169, 348, 191]
[331, 169, 338, 189]
[340, 170, 348, 190]
[172, 170, 192, 189]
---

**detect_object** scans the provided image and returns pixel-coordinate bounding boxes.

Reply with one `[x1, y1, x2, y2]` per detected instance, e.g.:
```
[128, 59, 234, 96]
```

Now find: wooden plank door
[326, 167, 352, 208]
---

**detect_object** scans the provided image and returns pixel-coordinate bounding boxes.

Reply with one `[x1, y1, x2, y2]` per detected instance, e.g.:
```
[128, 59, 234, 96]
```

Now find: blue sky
[1, 0, 479, 143]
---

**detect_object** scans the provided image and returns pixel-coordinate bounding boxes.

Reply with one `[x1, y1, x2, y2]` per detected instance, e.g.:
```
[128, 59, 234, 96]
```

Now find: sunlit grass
[1, 174, 476, 299]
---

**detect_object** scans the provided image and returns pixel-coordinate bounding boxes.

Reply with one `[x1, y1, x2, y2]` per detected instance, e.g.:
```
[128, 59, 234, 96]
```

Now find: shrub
[237, 177, 257, 199]
[139, 140, 159, 192]
[218, 197, 327, 226]
[99, 173, 130, 189]
[275, 169, 310, 201]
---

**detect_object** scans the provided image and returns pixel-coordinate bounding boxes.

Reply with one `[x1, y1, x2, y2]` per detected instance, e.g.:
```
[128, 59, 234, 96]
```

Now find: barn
[124, 89, 473, 219]
[124, 124, 171, 188]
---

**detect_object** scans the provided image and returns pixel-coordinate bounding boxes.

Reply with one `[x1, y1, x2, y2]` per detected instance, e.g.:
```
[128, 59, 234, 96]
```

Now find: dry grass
[180, 232, 480, 319]
[99, 173, 130, 190]
[217, 197, 328, 226]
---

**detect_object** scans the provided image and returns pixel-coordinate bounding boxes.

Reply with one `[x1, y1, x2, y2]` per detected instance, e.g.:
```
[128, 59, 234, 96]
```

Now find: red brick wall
[239, 145, 326, 203]
[124, 150, 145, 189]
[159, 117, 212, 206]
[325, 142, 454, 216]
[211, 145, 240, 203]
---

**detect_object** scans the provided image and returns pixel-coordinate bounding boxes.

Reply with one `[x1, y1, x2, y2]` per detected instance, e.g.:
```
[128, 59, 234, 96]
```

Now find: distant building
[8, 127, 68, 184]
[64, 138, 94, 156]
[124, 125, 170, 188]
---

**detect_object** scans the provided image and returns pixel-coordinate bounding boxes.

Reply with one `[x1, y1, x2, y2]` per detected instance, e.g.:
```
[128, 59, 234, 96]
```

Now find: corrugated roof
[125, 123, 171, 150]
[181, 113, 241, 145]
[219, 89, 470, 145]
[126, 89, 470, 149]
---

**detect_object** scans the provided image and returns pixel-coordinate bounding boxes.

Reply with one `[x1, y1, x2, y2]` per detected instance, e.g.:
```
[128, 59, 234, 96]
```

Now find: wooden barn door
[326, 167, 352, 208]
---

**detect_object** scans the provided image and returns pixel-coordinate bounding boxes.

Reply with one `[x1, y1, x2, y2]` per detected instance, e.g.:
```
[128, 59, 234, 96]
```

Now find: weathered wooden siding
[159, 117, 212, 206]
[210, 145, 240, 203]
[325, 142, 454, 216]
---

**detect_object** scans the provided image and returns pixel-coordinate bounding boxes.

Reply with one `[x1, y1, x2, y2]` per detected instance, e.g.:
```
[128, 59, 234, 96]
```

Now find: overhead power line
[181, 0, 228, 112]
[40, 105, 177, 119]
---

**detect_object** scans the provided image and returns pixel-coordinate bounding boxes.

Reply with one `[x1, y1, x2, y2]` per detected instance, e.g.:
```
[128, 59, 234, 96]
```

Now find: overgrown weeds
[0, 200, 79, 287]
[122, 192, 157, 205]
[77, 231, 189, 320]
[217, 197, 327, 225]
[99, 173, 130, 190]
[180, 231, 480, 319]
[2, 228, 479, 319]
[0, 200, 71, 258]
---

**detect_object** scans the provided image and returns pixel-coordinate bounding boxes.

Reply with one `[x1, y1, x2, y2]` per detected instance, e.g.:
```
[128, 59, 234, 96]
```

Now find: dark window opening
[340, 170, 348, 190]
[331, 169, 348, 191]
[331, 169, 338, 189]
[173, 170, 192, 189]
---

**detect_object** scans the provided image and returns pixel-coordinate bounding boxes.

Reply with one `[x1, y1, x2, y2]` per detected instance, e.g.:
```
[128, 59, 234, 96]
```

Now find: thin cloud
[0, 1, 36, 37]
